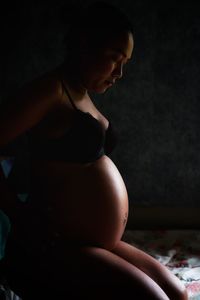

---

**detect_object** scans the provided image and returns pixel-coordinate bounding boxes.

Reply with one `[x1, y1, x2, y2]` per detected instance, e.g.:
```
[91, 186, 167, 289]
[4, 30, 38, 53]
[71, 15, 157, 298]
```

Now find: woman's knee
[168, 283, 188, 300]
[78, 246, 170, 300]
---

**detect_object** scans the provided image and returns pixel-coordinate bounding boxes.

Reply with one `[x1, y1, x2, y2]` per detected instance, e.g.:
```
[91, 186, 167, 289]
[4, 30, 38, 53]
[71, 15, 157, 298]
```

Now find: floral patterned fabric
[123, 229, 200, 300]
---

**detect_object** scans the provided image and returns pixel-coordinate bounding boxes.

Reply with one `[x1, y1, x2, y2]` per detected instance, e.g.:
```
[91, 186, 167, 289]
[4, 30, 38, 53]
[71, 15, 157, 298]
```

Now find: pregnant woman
[0, 2, 187, 299]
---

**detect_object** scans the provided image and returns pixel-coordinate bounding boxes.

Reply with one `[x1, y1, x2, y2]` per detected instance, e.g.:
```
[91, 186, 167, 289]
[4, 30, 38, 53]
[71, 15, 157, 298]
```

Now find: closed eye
[111, 55, 122, 62]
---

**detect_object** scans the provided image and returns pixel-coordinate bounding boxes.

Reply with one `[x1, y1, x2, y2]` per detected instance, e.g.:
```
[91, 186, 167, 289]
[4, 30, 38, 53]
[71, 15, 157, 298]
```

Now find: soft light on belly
[83, 155, 129, 249]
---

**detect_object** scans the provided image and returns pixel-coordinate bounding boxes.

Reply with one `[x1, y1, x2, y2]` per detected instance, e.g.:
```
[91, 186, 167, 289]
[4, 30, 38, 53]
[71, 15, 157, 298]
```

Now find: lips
[105, 80, 115, 85]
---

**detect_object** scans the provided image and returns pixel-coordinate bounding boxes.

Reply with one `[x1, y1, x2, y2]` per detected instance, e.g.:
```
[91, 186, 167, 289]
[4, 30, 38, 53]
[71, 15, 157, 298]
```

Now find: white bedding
[123, 229, 200, 300]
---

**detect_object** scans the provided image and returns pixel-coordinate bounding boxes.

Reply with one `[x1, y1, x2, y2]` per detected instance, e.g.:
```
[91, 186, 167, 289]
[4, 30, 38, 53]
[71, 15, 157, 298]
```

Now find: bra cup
[65, 111, 105, 162]
[28, 107, 117, 163]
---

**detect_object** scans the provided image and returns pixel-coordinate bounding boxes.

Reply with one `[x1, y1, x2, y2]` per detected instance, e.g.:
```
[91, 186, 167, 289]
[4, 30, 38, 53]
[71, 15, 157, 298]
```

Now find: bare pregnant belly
[30, 155, 129, 250]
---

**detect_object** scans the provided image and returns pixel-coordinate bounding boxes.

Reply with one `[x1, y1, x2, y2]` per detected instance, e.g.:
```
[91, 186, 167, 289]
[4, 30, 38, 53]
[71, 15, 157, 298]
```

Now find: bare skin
[0, 30, 188, 299]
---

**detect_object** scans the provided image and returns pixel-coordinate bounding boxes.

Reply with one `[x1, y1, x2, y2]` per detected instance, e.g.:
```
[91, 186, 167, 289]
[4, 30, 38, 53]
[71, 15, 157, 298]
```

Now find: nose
[112, 62, 123, 79]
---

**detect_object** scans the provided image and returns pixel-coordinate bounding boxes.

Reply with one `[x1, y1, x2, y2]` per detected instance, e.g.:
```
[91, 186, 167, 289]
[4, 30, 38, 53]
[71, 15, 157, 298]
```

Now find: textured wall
[1, 1, 200, 207]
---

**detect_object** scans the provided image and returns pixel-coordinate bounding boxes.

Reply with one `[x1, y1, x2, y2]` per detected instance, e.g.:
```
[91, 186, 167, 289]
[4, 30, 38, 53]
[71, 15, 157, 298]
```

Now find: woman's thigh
[112, 240, 188, 300]
[42, 246, 169, 300]
[5, 245, 170, 300]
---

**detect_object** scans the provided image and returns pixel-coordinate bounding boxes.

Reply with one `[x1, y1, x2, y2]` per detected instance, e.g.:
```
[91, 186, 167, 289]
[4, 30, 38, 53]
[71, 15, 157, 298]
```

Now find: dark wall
[1, 1, 200, 207]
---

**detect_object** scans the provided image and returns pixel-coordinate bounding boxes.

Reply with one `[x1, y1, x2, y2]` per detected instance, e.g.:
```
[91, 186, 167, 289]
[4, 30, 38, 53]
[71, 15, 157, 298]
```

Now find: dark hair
[63, 1, 134, 57]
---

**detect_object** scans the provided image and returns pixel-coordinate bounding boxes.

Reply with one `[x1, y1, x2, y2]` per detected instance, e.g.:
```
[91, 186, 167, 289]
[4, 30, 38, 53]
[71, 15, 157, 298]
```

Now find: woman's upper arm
[0, 77, 62, 148]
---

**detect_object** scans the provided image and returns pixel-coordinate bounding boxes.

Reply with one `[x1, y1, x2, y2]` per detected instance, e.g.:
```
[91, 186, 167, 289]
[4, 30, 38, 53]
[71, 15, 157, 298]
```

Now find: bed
[123, 229, 200, 300]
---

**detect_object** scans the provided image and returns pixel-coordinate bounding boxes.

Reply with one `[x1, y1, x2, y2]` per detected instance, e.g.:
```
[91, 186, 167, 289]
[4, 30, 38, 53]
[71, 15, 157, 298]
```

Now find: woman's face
[79, 31, 134, 93]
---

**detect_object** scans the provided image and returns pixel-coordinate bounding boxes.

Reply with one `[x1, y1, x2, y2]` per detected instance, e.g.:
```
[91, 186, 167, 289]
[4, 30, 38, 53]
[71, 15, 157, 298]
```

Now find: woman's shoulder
[18, 68, 64, 104]
[0, 68, 68, 149]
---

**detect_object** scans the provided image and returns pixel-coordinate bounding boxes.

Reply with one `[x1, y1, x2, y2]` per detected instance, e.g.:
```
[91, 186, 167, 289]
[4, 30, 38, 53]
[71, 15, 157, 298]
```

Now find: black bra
[28, 81, 118, 163]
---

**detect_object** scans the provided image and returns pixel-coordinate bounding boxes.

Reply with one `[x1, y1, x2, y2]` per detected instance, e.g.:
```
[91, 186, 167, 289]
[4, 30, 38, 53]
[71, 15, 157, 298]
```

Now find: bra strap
[61, 80, 78, 111]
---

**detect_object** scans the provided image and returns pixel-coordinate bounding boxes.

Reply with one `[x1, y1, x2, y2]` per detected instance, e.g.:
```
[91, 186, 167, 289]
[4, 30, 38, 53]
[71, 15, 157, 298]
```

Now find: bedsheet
[123, 229, 200, 300]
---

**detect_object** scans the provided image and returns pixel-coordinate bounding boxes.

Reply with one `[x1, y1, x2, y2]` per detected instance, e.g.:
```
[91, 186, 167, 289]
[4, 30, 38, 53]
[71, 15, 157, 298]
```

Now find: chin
[88, 81, 111, 94]
[94, 86, 110, 94]
[95, 90, 107, 94]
